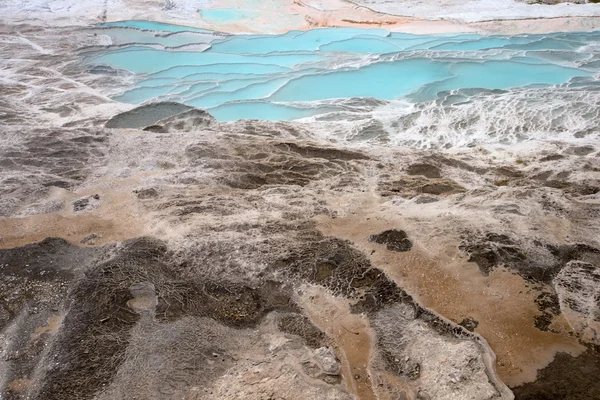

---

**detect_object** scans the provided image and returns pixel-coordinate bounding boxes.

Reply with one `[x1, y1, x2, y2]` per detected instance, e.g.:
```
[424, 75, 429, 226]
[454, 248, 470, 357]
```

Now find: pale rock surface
[554, 260, 600, 345]
[1, 0, 600, 33]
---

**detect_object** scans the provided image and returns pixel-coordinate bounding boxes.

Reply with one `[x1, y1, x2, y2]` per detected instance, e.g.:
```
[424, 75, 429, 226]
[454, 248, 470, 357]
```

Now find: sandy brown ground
[315, 200, 585, 387]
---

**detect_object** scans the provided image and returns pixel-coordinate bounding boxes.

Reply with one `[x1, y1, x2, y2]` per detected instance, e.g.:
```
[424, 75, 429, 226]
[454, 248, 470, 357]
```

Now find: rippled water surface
[87, 22, 600, 147]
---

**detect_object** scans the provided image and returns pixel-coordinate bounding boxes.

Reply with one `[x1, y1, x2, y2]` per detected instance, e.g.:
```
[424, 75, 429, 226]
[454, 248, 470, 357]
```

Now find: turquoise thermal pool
[87, 22, 600, 146]
[199, 9, 261, 23]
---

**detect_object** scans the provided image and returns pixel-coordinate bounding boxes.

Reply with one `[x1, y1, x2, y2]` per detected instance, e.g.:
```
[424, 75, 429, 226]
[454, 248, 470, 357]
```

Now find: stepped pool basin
[87, 22, 600, 147]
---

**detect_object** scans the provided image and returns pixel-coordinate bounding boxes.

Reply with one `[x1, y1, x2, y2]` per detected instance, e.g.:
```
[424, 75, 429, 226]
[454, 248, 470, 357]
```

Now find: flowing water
[86, 22, 600, 147]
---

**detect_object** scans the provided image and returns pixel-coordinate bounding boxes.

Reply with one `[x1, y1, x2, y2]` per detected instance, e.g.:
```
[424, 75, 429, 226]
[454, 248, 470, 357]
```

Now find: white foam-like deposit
[350, 0, 600, 23]
[303, 84, 600, 148]
[2, 0, 600, 34]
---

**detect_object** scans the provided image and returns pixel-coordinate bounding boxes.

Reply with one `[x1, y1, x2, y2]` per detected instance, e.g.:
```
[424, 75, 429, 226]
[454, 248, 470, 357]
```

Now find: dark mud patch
[105, 102, 194, 129]
[543, 180, 572, 190]
[0, 128, 108, 216]
[274, 142, 370, 161]
[155, 279, 297, 328]
[379, 176, 465, 198]
[142, 108, 215, 133]
[80, 233, 101, 244]
[422, 182, 462, 195]
[0, 237, 99, 328]
[351, 278, 412, 315]
[565, 145, 595, 156]
[185, 138, 364, 190]
[0, 238, 100, 399]
[72, 194, 100, 212]
[459, 233, 600, 284]
[277, 313, 328, 348]
[2, 237, 299, 400]
[414, 195, 440, 204]
[0, 237, 96, 279]
[133, 187, 158, 199]
[512, 346, 600, 399]
[406, 163, 441, 179]
[533, 291, 561, 332]
[274, 233, 473, 342]
[532, 171, 554, 181]
[459, 233, 528, 277]
[369, 229, 413, 252]
[563, 183, 600, 196]
[547, 244, 600, 269]
[155, 281, 265, 326]
[539, 154, 564, 162]
[274, 235, 408, 313]
[459, 317, 479, 332]
[226, 170, 316, 189]
[543, 180, 600, 197]
[574, 184, 600, 196]
[235, 120, 308, 139]
[495, 167, 524, 178]
[33, 238, 166, 400]
[530, 178, 600, 197]
[425, 154, 487, 174]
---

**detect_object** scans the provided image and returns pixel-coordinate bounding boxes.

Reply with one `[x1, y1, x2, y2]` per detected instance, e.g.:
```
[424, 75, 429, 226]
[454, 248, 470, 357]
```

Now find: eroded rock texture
[554, 261, 600, 345]
[1, 23, 600, 400]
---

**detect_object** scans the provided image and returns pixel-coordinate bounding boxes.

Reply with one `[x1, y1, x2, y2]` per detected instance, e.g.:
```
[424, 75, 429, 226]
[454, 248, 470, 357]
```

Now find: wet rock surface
[275, 235, 407, 307]
[105, 102, 195, 129]
[459, 233, 529, 277]
[1, 232, 509, 399]
[373, 306, 505, 400]
[2, 22, 600, 400]
[142, 108, 217, 133]
[533, 291, 561, 332]
[459, 232, 600, 284]
[406, 163, 441, 179]
[554, 261, 600, 344]
[0, 238, 100, 399]
[277, 313, 328, 348]
[512, 347, 600, 400]
[72, 194, 100, 212]
[369, 229, 413, 252]
[379, 175, 466, 198]
[459, 317, 480, 332]
[0, 128, 108, 217]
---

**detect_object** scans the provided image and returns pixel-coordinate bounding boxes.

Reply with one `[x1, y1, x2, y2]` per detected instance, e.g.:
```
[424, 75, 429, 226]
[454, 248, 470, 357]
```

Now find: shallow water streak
[315, 204, 585, 387]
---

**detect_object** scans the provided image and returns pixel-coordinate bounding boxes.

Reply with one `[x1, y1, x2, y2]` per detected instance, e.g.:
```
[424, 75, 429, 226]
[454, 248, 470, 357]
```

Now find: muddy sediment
[512, 346, 600, 400]
[315, 205, 594, 389]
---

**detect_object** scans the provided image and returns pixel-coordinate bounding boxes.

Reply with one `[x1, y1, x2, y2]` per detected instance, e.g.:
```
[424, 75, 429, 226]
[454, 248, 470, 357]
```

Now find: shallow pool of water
[199, 9, 260, 23]
[87, 22, 600, 146]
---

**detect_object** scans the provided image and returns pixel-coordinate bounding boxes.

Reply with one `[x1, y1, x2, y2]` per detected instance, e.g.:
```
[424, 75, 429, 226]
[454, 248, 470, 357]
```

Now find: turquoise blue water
[200, 9, 260, 23]
[88, 22, 600, 123]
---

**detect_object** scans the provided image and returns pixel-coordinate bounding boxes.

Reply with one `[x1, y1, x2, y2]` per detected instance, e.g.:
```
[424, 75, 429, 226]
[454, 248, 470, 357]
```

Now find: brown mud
[315, 199, 587, 388]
